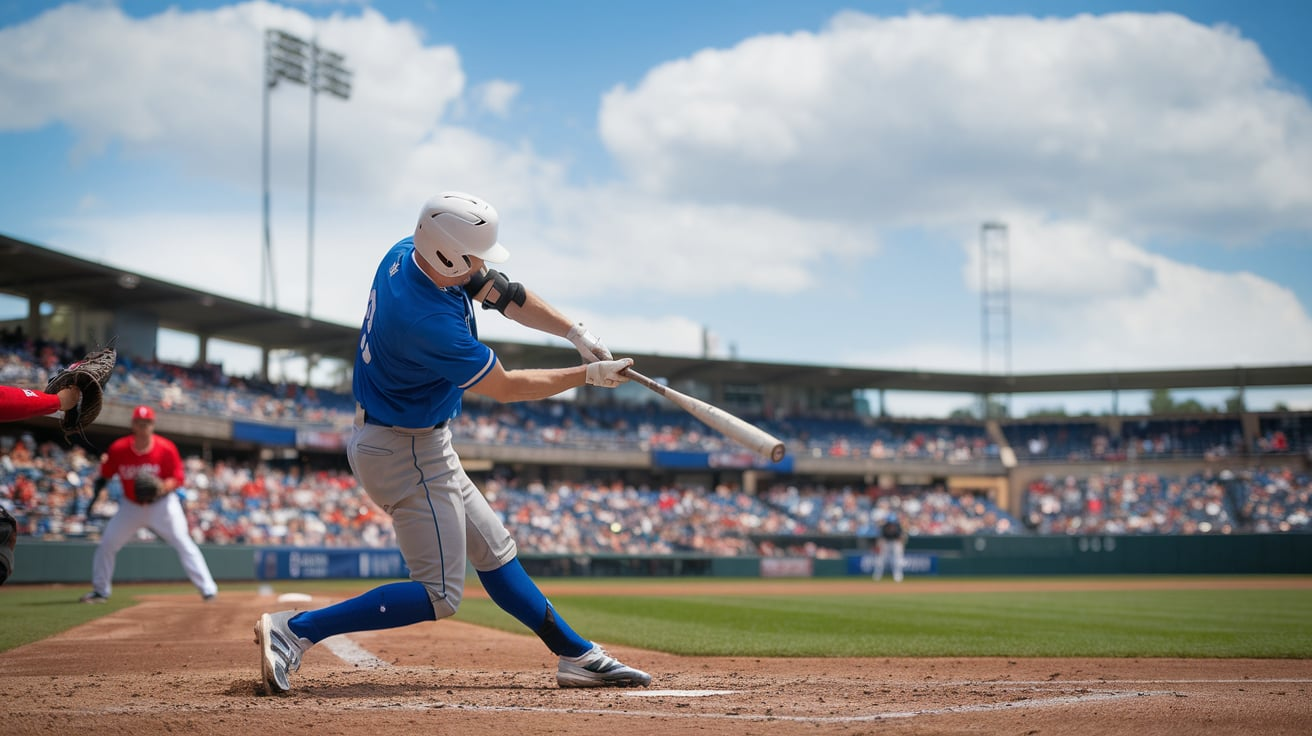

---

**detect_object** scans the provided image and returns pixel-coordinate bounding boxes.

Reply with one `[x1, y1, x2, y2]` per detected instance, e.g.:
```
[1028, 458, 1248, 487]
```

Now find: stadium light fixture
[305, 40, 352, 320]
[259, 29, 352, 322]
[261, 29, 312, 309]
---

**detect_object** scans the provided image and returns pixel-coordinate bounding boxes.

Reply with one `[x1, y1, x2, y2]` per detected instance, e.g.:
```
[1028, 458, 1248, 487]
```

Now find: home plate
[626, 690, 738, 698]
[276, 592, 314, 604]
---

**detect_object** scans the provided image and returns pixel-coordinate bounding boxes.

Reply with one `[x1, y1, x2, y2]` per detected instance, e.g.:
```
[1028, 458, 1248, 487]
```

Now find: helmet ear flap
[428, 248, 474, 278]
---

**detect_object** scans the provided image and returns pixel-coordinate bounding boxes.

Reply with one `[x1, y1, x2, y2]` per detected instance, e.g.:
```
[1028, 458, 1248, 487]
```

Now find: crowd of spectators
[1021, 468, 1312, 535]
[1004, 417, 1258, 463]
[4, 337, 1312, 556]
[5, 429, 1309, 559]
[5, 337, 1310, 460]
[757, 483, 1016, 537]
[1, 334, 354, 429]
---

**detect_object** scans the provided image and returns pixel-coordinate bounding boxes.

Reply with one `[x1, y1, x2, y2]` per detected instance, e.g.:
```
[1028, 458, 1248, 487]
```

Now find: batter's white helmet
[413, 191, 510, 277]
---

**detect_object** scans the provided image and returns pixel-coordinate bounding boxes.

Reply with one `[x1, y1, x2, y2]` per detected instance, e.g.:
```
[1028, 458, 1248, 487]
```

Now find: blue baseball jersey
[353, 237, 498, 427]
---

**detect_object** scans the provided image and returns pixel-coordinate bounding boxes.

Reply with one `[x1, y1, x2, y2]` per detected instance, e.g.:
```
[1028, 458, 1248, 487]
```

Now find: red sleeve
[100, 439, 123, 479]
[0, 385, 61, 422]
[159, 438, 185, 484]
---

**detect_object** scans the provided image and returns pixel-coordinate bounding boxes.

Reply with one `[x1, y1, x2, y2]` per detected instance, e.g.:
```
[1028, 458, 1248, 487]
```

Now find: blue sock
[287, 581, 436, 643]
[478, 558, 590, 657]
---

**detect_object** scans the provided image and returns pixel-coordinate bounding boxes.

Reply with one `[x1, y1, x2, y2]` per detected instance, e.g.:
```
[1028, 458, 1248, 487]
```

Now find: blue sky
[1, 1, 1310, 414]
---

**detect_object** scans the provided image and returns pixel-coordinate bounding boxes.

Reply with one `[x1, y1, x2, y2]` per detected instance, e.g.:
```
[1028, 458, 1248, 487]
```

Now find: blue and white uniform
[347, 238, 518, 619]
[256, 205, 650, 692]
[354, 238, 496, 428]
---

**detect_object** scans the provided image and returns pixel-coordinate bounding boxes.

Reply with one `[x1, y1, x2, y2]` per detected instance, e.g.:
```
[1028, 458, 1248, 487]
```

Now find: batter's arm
[466, 358, 587, 403]
[498, 286, 575, 339]
[467, 354, 633, 402]
[464, 269, 609, 361]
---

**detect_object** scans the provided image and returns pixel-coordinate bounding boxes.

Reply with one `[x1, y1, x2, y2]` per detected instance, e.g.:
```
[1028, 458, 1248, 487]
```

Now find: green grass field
[3, 577, 1309, 658]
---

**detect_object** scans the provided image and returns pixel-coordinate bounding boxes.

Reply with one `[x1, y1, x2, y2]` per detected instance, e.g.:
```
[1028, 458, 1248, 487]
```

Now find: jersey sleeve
[410, 315, 499, 389]
[159, 439, 185, 484]
[99, 441, 120, 479]
[0, 386, 61, 421]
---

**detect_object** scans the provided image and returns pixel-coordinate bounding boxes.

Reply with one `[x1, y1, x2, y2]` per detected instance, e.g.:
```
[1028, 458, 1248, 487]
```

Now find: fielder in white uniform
[256, 191, 650, 693]
[79, 405, 217, 602]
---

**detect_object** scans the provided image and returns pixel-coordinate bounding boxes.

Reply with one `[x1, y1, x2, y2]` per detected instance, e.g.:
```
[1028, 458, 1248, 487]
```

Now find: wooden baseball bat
[623, 369, 786, 463]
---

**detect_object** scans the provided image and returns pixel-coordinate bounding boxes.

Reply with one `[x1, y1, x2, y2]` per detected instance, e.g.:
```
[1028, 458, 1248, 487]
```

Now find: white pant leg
[891, 540, 905, 582]
[873, 546, 886, 581]
[348, 423, 516, 620]
[147, 494, 217, 597]
[92, 500, 154, 597]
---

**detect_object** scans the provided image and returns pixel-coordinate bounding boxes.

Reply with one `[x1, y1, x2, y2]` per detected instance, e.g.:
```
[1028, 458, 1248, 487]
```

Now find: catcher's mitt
[45, 345, 117, 443]
[0, 506, 16, 585]
[134, 470, 161, 505]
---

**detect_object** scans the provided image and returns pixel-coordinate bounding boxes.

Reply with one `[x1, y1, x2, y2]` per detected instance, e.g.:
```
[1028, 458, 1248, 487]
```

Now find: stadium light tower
[262, 29, 311, 309]
[305, 40, 352, 320]
[980, 221, 1012, 416]
[980, 221, 1012, 376]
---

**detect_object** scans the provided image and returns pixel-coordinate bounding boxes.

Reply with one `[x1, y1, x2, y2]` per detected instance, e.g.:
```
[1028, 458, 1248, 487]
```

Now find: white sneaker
[557, 644, 651, 688]
[255, 611, 312, 694]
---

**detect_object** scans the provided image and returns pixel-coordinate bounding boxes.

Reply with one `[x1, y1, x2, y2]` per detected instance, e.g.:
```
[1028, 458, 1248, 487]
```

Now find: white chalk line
[922, 678, 1312, 686]
[320, 634, 392, 669]
[360, 690, 1159, 723]
[290, 635, 1176, 724]
[71, 690, 1161, 724]
[319, 637, 1312, 689]
[628, 689, 739, 697]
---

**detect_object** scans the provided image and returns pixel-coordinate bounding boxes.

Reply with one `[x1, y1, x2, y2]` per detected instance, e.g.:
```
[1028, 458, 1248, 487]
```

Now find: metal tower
[980, 221, 1011, 376]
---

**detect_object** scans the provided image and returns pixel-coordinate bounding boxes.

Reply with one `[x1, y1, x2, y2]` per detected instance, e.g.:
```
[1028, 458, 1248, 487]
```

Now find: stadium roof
[3, 233, 1310, 396]
[1, 232, 356, 357]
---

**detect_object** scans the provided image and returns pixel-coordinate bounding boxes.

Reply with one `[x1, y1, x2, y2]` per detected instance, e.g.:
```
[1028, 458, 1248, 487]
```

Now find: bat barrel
[625, 368, 786, 462]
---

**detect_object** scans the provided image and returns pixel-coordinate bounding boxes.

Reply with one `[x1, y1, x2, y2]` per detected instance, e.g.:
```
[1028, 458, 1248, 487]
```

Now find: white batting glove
[566, 322, 612, 363]
[585, 358, 633, 388]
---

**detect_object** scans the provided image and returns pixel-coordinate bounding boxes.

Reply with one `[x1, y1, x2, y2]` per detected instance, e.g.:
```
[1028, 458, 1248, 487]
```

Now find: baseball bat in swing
[622, 368, 786, 463]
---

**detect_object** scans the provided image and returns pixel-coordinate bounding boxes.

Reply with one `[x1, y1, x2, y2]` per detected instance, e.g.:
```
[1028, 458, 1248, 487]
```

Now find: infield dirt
[4, 578, 1310, 735]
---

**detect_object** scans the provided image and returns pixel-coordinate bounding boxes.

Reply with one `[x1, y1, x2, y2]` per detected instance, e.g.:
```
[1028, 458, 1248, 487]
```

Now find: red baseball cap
[132, 405, 156, 422]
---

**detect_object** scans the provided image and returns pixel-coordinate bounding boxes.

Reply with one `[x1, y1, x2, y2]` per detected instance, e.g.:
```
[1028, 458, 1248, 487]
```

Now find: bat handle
[622, 368, 665, 394]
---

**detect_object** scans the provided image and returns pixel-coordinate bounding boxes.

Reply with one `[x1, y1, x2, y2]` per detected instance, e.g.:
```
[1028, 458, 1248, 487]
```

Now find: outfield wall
[8, 534, 1311, 585]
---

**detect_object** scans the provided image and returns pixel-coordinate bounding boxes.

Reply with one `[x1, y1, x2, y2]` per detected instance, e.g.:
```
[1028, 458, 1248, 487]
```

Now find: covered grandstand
[3, 233, 1310, 531]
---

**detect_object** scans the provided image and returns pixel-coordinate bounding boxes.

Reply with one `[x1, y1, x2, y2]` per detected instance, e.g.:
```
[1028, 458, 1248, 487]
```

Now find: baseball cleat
[79, 591, 109, 604]
[255, 611, 312, 695]
[557, 644, 651, 688]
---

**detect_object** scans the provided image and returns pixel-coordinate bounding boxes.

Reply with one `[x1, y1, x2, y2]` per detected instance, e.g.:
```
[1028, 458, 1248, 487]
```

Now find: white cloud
[1, 3, 1310, 387]
[0, 2, 464, 200]
[503, 188, 874, 298]
[475, 80, 521, 118]
[599, 11, 1312, 240]
[964, 216, 1157, 300]
[963, 217, 1312, 371]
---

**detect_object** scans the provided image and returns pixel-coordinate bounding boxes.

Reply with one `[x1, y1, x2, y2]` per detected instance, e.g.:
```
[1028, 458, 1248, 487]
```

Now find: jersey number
[359, 289, 377, 364]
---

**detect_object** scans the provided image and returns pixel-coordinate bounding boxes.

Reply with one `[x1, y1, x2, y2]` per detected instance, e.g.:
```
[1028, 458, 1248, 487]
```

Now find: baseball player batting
[255, 191, 650, 694]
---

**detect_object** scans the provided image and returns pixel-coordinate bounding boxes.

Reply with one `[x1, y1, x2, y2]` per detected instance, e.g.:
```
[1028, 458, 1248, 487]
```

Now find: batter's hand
[566, 322, 612, 363]
[585, 358, 633, 388]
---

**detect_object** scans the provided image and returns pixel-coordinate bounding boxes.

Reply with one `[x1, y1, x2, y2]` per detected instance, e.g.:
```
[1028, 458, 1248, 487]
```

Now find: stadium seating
[3, 338, 1310, 555]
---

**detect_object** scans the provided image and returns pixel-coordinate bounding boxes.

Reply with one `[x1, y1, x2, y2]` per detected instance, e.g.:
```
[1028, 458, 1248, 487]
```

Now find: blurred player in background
[873, 512, 907, 583]
[78, 405, 218, 603]
[255, 191, 650, 694]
